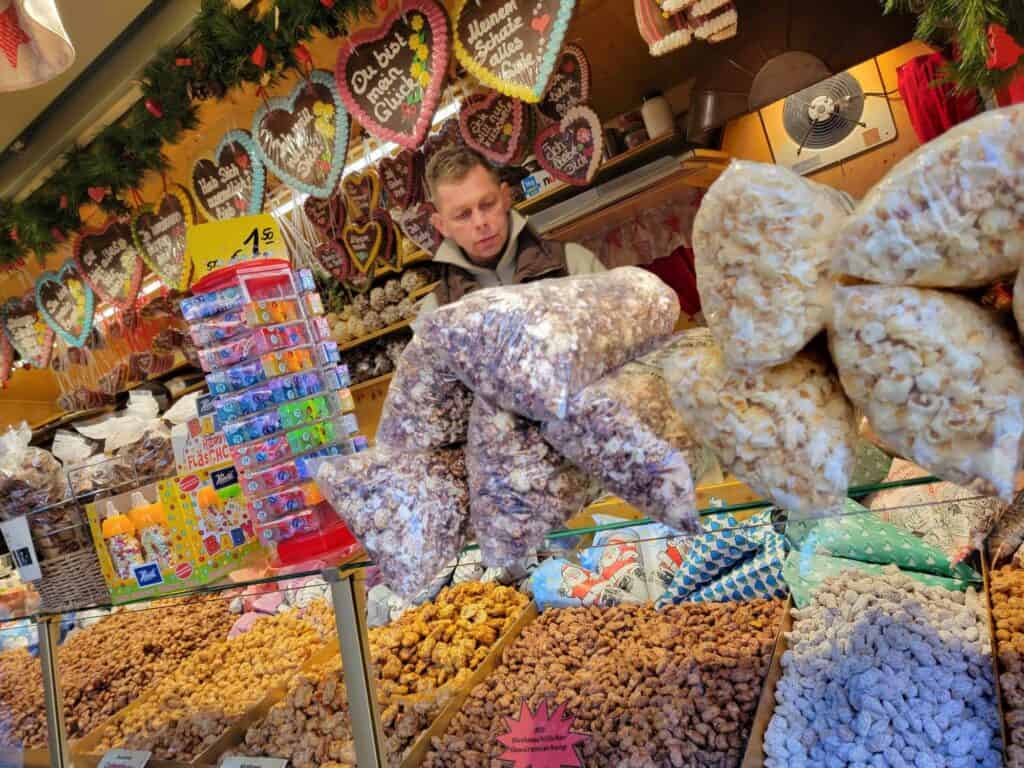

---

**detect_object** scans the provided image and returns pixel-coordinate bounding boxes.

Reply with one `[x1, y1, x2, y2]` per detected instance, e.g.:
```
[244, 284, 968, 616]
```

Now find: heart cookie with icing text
[534, 105, 603, 186]
[459, 90, 527, 165]
[36, 261, 95, 348]
[343, 218, 385, 274]
[379, 149, 423, 211]
[397, 202, 444, 256]
[453, 0, 578, 103]
[538, 43, 590, 121]
[314, 240, 353, 283]
[253, 70, 351, 199]
[1, 294, 53, 369]
[131, 186, 196, 292]
[342, 169, 381, 221]
[191, 129, 266, 220]
[74, 217, 144, 309]
[304, 193, 346, 235]
[334, 0, 450, 149]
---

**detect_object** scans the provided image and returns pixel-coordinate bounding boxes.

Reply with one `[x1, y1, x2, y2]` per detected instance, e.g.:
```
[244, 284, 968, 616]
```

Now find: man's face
[430, 164, 513, 267]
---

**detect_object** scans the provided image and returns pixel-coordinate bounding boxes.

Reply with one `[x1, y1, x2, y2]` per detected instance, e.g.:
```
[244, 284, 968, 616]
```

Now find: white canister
[641, 92, 675, 139]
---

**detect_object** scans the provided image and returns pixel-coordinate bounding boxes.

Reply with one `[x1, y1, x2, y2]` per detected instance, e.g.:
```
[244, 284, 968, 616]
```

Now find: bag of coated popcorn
[418, 267, 679, 421]
[830, 284, 1024, 500]
[832, 104, 1024, 288]
[693, 160, 850, 372]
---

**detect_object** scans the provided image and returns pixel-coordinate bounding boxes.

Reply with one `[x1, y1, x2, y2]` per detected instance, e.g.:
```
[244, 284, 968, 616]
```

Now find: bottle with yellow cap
[101, 500, 145, 580]
[197, 485, 230, 530]
[128, 492, 174, 569]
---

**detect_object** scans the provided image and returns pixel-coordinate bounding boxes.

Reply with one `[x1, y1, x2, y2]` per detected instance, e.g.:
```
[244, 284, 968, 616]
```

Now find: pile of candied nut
[426, 600, 783, 767]
[240, 582, 524, 767]
[92, 610, 325, 761]
[765, 568, 1002, 767]
[991, 565, 1024, 768]
[329, 269, 432, 343]
[0, 597, 234, 749]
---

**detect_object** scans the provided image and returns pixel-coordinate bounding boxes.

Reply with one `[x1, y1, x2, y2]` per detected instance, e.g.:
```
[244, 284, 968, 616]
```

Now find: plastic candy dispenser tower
[179, 259, 367, 565]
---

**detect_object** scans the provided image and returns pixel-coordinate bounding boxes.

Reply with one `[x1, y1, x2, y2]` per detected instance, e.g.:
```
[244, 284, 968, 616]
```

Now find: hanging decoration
[453, 0, 578, 103]
[342, 168, 382, 220]
[36, 261, 95, 348]
[252, 69, 351, 199]
[534, 105, 603, 185]
[379, 148, 423, 210]
[420, 116, 464, 171]
[73, 217, 145, 309]
[538, 43, 591, 121]
[314, 239, 353, 282]
[881, 0, 1024, 92]
[0, 0, 373, 267]
[397, 201, 444, 255]
[1, 293, 53, 368]
[0, 0, 75, 93]
[304, 191, 346, 235]
[372, 209, 400, 272]
[334, 0, 451, 149]
[0, 331, 11, 387]
[342, 217, 384, 273]
[131, 185, 197, 292]
[191, 129, 267, 220]
[458, 89, 528, 165]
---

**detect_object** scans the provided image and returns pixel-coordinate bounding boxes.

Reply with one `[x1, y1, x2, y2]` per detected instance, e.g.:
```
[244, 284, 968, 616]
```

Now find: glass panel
[0, 618, 47, 763]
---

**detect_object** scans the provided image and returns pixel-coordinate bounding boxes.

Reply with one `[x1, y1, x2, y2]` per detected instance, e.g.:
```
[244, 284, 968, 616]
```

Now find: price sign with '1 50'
[187, 214, 286, 284]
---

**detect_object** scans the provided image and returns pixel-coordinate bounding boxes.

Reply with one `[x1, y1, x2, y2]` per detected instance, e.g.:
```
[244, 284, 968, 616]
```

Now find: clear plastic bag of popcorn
[316, 447, 469, 598]
[830, 284, 1024, 500]
[467, 397, 592, 568]
[832, 104, 1024, 288]
[663, 329, 857, 518]
[693, 160, 850, 372]
[419, 267, 679, 421]
[542, 361, 713, 534]
[377, 334, 473, 451]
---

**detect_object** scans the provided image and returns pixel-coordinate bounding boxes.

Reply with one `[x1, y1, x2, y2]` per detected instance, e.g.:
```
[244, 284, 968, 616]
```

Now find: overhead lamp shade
[0, 0, 75, 93]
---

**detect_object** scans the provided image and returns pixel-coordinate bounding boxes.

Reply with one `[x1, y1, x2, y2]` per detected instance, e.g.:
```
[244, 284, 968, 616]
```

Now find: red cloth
[897, 52, 979, 143]
[641, 246, 701, 316]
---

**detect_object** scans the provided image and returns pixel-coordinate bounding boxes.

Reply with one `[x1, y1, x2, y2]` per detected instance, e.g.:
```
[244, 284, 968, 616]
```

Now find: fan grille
[782, 73, 865, 150]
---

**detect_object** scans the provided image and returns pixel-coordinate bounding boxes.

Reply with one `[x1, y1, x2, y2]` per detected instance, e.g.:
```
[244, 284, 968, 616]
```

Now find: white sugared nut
[831, 284, 1024, 500]
[694, 160, 848, 372]
[664, 330, 856, 518]
[832, 104, 1024, 288]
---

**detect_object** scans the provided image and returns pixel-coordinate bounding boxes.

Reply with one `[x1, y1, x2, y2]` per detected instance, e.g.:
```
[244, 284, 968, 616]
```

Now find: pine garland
[881, 0, 1024, 92]
[0, 0, 372, 267]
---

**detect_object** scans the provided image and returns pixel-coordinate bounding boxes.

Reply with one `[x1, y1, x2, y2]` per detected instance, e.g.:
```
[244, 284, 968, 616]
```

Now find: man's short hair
[425, 145, 501, 201]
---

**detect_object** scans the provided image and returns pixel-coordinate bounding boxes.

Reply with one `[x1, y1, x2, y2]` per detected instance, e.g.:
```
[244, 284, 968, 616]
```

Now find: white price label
[0, 517, 41, 582]
[97, 749, 151, 768]
[220, 758, 288, 768]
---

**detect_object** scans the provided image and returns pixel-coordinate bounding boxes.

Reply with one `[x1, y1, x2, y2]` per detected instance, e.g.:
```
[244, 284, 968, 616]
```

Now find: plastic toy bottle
[128, 492, 174, 569]
[101, 501, 145, 580]
[197, 485, 230, 531]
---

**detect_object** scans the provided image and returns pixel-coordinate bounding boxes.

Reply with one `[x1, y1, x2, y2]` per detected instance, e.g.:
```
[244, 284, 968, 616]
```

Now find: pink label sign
[497, 700, 588, 768]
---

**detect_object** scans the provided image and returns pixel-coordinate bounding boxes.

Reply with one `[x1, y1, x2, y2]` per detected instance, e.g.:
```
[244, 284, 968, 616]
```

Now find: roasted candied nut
[92, 610, 324, 761]
[316, 448, 470, 598]
[467, 398, 592, 567]
[425, 600, 783, 768]
[543, 362, 711, 534]
[664, 331, 856, 518]
[419, 267, 679, 421]
[991, 566, 1024, 768]
[376, 334, 473, 451]
[831, 284, 1024, 500]
[0, 648, 47, 749]
[694, 160, 848, 372]
[832, 105, 1024, 288]
[766, 568, 1002, 767]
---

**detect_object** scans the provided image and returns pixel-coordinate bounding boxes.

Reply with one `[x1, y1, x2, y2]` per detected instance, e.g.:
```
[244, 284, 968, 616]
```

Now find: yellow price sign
[187, 214, 286, 285]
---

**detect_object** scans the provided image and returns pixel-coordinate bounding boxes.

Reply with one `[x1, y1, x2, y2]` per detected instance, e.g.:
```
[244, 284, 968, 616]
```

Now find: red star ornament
[0, 4, 30, 69]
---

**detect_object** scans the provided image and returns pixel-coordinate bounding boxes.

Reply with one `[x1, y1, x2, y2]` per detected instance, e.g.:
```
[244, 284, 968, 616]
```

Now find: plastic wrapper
[316, 447, 469, 598]
[832, 104, 1024, 288]
[419, 267, 679, 420]
[115, 423, 175, 481]
[67, 454, 134, 500]
[787, 498, 980, 581]
[664, 330, 857, 518]
[831, 284, 1024, 500]
[376, 334, 473, 451]
[869, 458, 1008, 564]
[530, 558, 637, 610]
[466, 397, 591, 568]
[0, 423, 68, 519]
[578, 527, 650, 602]
[693, 160, 848, 371]
[542, 361, 711, 534]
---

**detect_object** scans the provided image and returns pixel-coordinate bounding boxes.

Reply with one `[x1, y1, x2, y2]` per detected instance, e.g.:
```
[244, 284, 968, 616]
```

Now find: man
[417, 145, 604, 315]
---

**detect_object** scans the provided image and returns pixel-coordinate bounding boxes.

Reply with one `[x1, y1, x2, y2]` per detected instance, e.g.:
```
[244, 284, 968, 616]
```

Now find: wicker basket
[35, 548, 110, 614]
